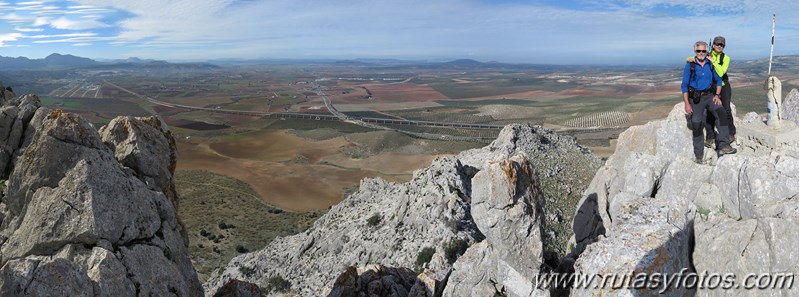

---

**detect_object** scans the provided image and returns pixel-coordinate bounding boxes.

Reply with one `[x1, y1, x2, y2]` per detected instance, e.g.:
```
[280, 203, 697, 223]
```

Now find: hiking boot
[718, 145, 737, 155]
[704, 138, 715, 148]
[695, 156, 703, 164]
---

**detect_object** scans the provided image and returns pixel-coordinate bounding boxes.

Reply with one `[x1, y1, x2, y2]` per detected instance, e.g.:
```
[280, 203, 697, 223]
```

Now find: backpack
[689, 60, 718, 89]
[717, 52, 729, 83]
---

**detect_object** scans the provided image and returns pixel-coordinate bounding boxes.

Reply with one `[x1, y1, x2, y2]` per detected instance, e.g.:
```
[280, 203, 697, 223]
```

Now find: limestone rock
[326, 265, 418, 297]
[0, 94, 41, 180]
[408, 269, 448, 297]
[212, 279, 264, 297]
[782, 89, 799, 126]
[573, 102, 799, 296]
[459, 124, 603, 254]
[99, 115, 179, 208]
[572, 192, 693, 297]
[445, 154, 547, 297]
[0, 108, 202, 296]
[443, 241, 550, 297]
[205, 156, 480, 296]
[0, 83, 15, 103]
[205, 124, 599, 296]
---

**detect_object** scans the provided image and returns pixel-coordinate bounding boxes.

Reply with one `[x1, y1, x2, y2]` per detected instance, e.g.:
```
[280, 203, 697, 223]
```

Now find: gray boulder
[212, 279, 264, 297]
[0, 82, 15, 104]
[0, 109, 202, 296]
[0, 94, 41, 180]
[325, 265, 418, 297]
[445, 154, 547, 297]
[782, 89, 799, 126]
[99, 115, 179, 209]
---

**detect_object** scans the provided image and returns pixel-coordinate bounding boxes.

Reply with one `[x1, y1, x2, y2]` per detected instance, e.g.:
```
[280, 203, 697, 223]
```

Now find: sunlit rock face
[0, 81, 201, 296]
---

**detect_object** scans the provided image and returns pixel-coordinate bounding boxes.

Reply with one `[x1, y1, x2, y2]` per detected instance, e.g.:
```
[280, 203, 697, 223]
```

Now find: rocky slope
[205, 124, 602, 296]
[571, 102, 799, 296]
[0, 82, 202, 296]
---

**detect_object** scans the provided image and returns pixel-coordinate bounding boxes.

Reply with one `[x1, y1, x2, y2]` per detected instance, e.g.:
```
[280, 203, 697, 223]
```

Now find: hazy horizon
[2, 1, 799, 65]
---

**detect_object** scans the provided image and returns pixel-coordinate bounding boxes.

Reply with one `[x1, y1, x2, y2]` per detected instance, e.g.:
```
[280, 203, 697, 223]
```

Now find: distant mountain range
[0, 53, 219, 71]
[4, 53, 799, 72]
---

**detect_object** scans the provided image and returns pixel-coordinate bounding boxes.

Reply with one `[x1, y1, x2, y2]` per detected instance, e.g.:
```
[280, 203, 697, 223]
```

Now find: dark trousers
[691, 94, 729, 157]
[705, 82, 735, 140]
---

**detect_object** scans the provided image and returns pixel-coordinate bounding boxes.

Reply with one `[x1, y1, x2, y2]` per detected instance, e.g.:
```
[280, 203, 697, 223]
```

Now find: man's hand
[687, 57, 695, 63]
[685, 103, 693, 115]
[713, 95, 721, 105]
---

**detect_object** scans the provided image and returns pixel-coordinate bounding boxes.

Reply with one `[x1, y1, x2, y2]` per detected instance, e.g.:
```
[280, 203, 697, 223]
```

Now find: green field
[176, 170, 325, 281]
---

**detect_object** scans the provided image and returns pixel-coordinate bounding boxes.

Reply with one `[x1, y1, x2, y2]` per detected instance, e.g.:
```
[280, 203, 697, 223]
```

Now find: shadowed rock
[213, 279, 264, 297]
[0, 94, 40, 180]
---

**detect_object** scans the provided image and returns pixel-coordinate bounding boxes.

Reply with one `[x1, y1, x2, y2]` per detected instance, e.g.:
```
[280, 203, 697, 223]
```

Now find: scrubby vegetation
[176, 170, 326, 281]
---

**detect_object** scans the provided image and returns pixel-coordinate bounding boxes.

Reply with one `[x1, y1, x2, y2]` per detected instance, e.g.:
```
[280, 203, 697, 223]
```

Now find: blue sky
[0, 0, 797, 64]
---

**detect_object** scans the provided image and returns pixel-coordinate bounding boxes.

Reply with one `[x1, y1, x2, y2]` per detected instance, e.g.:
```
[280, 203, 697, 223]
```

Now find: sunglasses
[695, 50, 707, 53]
[715, 43, 725, 47]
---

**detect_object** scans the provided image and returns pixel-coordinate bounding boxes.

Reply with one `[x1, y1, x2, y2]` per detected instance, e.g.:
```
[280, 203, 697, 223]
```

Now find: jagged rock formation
[324, 265, 433, 297]
[572, 102, 799, 296]
[458, 125, 603, 255]
[0, 93, 37, 179]
[782, 89, 799, 126]
[99, 116, 180, 209]
[0, 82, 202, 296]
[205, 124, 601, 296]
[444, 155, 548, 296]
[213, 279, 264, 297]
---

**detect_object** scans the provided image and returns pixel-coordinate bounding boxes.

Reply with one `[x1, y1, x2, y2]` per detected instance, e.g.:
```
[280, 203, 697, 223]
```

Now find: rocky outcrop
[782, 89, 799, 126]
[0, 94, 39, 179]
[1, 89, 15, 104]
[325, 265, 420, 297]
[205, 155, 480, 296]
[99, 116, 180, 209]
[444, 155, 548, 297]
[458, 124, 603, 255]
[205, 124, 601, 296]
[213, 279, 264, 297]
[0, 83, 201, 296]
[572, 102, 799, 296]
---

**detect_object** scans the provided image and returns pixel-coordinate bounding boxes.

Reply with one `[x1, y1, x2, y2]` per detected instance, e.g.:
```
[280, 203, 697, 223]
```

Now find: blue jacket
[681, 57, 722, 93]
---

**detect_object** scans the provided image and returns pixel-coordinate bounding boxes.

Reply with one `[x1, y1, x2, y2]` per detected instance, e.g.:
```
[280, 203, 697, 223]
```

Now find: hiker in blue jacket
[681, 41, 736, 164]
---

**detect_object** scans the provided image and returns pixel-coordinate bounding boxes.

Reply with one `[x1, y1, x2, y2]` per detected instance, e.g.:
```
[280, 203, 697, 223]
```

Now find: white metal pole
[768, 14, 776, 76]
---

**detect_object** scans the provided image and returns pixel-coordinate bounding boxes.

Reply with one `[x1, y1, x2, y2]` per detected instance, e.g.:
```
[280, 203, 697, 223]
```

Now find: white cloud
[3, 0, 799, 62]
[32, 16, 49, 26]
[49, 16, 107, 30]
[0, 33, 23, 47]
[30, 32, 96, 38]
[14, 26, 43, 32]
